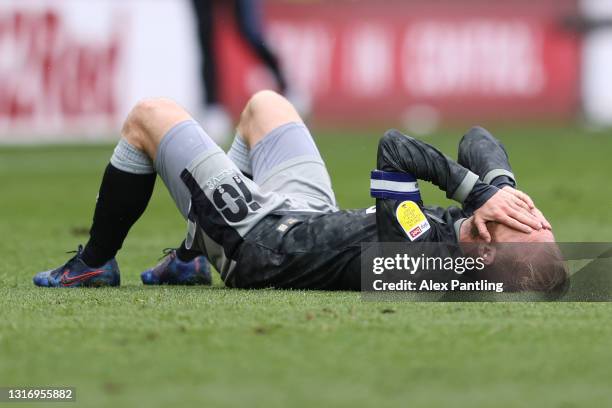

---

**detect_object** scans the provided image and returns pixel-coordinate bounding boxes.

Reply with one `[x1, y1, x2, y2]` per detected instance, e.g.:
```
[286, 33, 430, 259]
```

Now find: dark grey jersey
[230, 203, 466, 291]
[229, 209, 378, 290]
[207, 127, 516, 291]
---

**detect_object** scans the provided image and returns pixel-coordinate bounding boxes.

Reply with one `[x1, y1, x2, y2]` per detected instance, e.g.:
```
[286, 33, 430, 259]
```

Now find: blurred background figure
[0, 0, 608, 143]
[575, 0, 612, 127]
[191, 0, 288, 142]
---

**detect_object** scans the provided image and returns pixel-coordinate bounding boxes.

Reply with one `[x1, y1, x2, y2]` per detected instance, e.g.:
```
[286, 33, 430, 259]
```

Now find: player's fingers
[513, 189, 535, 209]
[506, 207, 540, 231]
[511, 195, 530, 211]
[509, 201, 538, 220]
[502, 215, 533, 234]
[532, 207, 552, 230]
[502, 187, 535, 210]
[507, 199, 541, 222]
[474, 217, 491, 243]
[515, 206, 543, 229]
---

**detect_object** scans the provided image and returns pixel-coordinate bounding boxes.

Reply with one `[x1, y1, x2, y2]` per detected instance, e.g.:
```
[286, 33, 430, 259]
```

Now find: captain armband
[370, 170, 422, 203]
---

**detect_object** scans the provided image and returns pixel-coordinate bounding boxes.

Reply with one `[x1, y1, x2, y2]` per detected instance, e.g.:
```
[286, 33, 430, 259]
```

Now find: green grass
[1, 124, 612, 407]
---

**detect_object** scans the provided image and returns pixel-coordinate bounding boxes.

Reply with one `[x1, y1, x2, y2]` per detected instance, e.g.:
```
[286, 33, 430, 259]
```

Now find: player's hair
[484, 243, 569, 294]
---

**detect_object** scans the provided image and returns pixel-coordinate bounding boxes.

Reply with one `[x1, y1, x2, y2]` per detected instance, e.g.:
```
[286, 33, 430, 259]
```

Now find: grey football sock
[110, 138, 155, 174]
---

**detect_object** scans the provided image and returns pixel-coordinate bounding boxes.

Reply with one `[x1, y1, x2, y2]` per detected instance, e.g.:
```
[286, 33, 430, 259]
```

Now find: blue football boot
[33, 245, 120, 287]
[141, 248, 211, 286]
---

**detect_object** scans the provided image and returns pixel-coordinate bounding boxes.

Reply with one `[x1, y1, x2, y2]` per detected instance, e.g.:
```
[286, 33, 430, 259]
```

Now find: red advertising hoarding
[0, 7, 122, 138]
[215, 0, 581, 124]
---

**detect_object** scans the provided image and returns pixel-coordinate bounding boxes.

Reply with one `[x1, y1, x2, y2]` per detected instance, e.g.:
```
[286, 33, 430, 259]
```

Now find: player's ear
[478, 244, 496, 265]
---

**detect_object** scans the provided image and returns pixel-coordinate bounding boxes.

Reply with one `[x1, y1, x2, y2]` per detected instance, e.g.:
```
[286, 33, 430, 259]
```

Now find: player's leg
[146, 96, 295, 286]
[223, 92, 300, 179]
[123, 99, 212, 285]
[234, 0, 287, 93]
[153, 91, 289, 264]
[144, 100, 257, 282]
[33, 99, 210, 287]
[191, 0, 218, 107]
[141, 91, 334, 289]
[144, 91, 309, 285]
[146, 91, 309, 284]
[212, 90, 344, 289]
[231, 90, 337, 212]
[236, 90, 302, 148]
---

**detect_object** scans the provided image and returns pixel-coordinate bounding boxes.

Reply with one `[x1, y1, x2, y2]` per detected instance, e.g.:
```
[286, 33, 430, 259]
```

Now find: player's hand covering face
[529, 206, 552, 230]
[501, 186, 552, 230]
[472, 188, 544, 242]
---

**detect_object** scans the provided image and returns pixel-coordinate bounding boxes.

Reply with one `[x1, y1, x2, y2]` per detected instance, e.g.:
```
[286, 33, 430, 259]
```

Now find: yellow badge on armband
[395, 201, 431, 241]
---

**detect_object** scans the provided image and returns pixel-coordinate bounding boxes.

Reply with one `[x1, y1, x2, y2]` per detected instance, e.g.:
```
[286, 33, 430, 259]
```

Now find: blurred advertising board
[220, 0, 581, 125]
[0, 0, 200, 142]
[0, 0, 581, 141]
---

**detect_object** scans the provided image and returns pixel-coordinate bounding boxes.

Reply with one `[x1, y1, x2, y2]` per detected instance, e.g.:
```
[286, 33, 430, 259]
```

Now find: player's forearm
[457, 126, 517, 189]
[377, 129, 497, 209]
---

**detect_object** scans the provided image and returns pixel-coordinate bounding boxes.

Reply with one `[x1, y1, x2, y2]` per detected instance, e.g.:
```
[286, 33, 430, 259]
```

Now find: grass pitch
[1, 124, 612, 407]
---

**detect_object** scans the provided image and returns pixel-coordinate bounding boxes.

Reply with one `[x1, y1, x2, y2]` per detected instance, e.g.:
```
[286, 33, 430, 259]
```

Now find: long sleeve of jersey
[457, 126, 517, 189]
[377, 129, 498, 210]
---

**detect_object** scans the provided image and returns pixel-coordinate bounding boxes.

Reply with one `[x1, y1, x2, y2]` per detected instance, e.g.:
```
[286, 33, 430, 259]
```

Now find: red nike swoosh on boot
[60, 268, 106, 287]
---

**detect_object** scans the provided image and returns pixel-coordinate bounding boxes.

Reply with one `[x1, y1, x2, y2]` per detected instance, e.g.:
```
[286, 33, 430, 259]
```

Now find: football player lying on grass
[34, 90, 566, 291]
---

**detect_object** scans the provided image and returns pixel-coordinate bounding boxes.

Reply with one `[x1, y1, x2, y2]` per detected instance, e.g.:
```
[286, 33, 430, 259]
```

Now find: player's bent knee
[248, 89, 287, 107]
[238, 90, 302, 148]
[121, 103, 149, 149]
[130, 98, 187, 129]
[123, 98, 192, 148]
